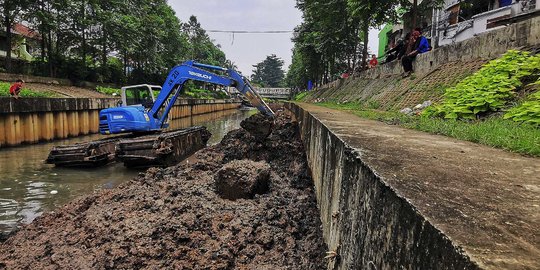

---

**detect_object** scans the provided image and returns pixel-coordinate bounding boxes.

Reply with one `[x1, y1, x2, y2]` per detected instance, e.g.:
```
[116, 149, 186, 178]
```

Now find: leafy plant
[504, 88, 540, 126]
[96, 86, 121, 96]
[424, 50, 540, 119]
[294, 91, 309, 101]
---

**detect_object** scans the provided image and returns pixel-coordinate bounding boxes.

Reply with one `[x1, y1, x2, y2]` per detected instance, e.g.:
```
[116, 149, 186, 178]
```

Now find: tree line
[0, 0, 228, 85]
[286, 0, 441, 89]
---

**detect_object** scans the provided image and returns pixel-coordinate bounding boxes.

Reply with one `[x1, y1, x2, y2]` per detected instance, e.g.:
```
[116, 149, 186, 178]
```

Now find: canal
[0, 109, 254, 234]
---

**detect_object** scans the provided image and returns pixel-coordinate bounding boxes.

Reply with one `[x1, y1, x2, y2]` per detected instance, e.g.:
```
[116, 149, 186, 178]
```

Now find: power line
[207, 30, 294, 34]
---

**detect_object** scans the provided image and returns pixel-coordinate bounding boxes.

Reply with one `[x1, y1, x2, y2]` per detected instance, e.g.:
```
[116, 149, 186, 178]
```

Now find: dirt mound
[240, 113, 273, 141]
[0, 110, 326, 269]
[215, 160, 270, 200]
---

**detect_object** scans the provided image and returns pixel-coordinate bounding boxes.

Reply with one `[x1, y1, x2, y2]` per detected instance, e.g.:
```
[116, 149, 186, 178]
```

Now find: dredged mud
[0, 110, 327, 269]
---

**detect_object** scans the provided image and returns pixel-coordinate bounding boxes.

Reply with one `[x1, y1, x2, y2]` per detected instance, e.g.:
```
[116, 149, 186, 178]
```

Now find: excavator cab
[121, 84, 161, 108]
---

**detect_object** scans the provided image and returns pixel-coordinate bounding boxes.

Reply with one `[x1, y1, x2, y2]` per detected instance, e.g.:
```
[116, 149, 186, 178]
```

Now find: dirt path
[23, 83, 112, 98]
[296, 103, 540, 269]
[0, 111, 326, 269]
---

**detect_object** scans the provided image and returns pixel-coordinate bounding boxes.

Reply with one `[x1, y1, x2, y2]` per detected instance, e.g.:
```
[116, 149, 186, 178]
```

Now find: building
[436, 0, 539, 46]
[378, 0, 540, 56]
[0, 23, 41, 62]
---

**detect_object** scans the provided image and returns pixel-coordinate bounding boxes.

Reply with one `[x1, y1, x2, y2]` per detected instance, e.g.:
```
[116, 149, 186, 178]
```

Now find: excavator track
[116, 126, 211, 168]
[46, 126, 211, 168]
[45, 135, 130, 167]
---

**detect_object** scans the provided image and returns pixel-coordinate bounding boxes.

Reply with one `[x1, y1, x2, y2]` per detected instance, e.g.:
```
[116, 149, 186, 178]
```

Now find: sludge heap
[0, 111, 327, 269]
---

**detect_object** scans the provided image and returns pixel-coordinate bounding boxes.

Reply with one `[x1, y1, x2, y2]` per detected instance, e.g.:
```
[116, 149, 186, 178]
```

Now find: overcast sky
[170, 0, 379, 76]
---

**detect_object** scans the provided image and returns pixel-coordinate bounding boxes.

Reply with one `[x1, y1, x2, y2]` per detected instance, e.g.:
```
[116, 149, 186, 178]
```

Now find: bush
[424, 50, 540, 119]
[96, 86, 121, 96]
[294, 91, 309, 101]
[504, 82, 540, 126]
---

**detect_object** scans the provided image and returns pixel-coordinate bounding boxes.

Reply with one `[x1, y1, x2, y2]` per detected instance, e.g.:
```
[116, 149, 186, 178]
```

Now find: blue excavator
[99, 61, 274, 135]
[47, 61, 275, 168]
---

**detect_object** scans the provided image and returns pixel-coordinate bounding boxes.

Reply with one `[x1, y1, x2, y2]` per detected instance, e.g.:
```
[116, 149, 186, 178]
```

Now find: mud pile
[0, 111, 327, 269]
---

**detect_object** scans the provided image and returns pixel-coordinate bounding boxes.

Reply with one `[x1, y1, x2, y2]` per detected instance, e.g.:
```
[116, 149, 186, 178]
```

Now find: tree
[2, 0, 228, 84]
[1, 0, 30, 72]
[251, 54, 285, 88]
[347, 0, 402, 68]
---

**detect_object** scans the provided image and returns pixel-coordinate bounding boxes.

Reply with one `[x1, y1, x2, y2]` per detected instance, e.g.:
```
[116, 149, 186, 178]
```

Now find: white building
[435, 0, 540, 46]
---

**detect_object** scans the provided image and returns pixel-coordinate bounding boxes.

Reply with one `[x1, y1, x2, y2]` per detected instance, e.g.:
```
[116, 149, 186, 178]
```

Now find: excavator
[46, 61, 274, 168]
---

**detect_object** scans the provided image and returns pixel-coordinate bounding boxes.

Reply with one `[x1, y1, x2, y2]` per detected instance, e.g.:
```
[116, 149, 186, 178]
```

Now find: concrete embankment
[0, 98, 240, 147]
[286, 102, 540, 269]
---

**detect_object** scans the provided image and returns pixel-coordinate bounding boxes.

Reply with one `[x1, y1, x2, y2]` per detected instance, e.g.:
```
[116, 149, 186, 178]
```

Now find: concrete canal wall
[286, 103, 476, 269]
[0, 98, 240, 147]
[286, 102, 540, 269]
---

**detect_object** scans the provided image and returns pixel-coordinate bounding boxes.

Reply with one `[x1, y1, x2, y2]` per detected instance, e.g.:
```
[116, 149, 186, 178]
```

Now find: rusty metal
[46, 126, 211, 168]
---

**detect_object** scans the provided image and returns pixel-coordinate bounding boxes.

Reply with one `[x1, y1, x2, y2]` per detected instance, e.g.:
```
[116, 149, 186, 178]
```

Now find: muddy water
[0, 109, 255, 234]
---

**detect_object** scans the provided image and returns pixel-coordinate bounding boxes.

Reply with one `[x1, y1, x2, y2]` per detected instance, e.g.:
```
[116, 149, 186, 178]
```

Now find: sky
[170, 0, 379, 76]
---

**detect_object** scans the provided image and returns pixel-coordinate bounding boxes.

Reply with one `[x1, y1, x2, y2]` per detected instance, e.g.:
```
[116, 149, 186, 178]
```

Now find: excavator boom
[99, 61, 273, 135]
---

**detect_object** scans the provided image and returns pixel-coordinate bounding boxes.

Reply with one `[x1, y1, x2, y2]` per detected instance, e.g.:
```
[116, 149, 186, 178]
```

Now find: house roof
[12, 23, 41, 40]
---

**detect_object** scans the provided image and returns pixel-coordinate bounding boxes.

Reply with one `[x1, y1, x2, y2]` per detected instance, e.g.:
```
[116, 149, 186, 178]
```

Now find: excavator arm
[99, 61, 274, 135]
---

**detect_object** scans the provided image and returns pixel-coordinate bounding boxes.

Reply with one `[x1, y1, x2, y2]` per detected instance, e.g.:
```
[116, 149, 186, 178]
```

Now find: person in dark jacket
[401, 30, 429, 77]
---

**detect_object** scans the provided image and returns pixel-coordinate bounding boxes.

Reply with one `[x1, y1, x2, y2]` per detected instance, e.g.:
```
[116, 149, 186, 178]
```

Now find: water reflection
[0, 109, 253, 234]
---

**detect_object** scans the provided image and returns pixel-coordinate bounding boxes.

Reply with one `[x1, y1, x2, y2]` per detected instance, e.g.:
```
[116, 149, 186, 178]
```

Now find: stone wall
[286, 102, 479, 270]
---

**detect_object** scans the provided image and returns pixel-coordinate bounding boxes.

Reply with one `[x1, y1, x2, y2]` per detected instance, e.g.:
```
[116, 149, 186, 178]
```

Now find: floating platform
[45, 136, 128, 167]
[46, 126, 211, 168]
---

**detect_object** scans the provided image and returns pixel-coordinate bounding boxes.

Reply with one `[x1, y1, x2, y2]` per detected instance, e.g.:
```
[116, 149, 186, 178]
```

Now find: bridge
[230, 87, 291, 100]
[255, 88, 291, 99]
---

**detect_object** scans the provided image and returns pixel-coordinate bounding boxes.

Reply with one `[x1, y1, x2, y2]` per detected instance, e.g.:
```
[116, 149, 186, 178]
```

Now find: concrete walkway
[297, 103, 539, 269]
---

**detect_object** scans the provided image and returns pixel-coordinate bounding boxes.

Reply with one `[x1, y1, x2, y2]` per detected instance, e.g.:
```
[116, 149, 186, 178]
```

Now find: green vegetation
[504, 84, 540, 126]
[96, 85, 229, 100]
[96, 86, 121, 96]
[183, 88, 228, 100]
[3, 1, 228, 85]
[0, 82, 57, 98]
[251, 54, 286, 87]
[424, 50, 540, 120]
[316, 101, 540, 157]
[294, 91, 309, 101]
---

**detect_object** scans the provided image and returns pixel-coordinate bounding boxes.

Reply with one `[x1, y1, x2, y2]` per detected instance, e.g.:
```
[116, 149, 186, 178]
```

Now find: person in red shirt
[368, 54, 378, 68]
[9, 79, 24, 99]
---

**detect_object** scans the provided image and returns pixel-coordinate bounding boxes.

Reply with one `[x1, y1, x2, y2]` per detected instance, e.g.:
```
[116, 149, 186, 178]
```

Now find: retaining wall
[305, 16, 540, 110]
[0, 98, 240, 147]
[286, 102, 478, 270]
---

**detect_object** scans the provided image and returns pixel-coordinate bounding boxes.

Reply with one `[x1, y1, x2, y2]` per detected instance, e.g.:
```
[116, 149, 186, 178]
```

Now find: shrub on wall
[424, 50, 540, 120]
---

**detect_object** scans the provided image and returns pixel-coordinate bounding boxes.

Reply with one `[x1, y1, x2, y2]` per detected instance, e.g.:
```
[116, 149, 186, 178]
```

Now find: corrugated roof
[12, 23, 41, 40]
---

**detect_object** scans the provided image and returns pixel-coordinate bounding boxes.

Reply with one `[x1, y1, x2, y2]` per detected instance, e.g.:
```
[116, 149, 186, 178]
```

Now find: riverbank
[0, 110, 327, 269]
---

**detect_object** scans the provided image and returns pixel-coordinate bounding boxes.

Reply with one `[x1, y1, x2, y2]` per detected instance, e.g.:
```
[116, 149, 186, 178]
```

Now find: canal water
[0, 109, 254, 234]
